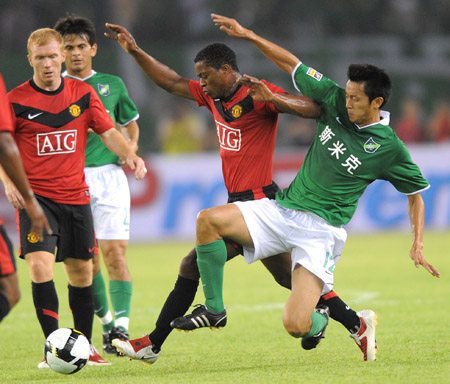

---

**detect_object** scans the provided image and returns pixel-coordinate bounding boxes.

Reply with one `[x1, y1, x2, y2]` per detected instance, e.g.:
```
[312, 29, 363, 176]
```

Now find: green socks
[110, 280, 132, 331]
[196, 240, 227, 313]
[303, 311, 328, 338]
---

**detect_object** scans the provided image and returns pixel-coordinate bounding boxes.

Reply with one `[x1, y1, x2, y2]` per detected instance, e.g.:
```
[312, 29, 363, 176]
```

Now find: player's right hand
[104, 23, 139, 54]
[25, 197, 53, 241]
[4, 182, 25, 209]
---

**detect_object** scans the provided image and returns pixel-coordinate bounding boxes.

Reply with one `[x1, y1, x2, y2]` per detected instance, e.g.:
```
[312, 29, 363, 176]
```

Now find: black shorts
[18, 195, 95, 262]
[0, 224, 15, 276]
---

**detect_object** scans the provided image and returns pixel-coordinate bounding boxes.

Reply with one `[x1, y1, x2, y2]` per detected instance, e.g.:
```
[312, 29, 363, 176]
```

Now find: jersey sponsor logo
[216, 121, 241, 151]
[231, 104, 243, 118]
[97, 83, 110, 97]
[27, 112, 43, 120]
[69, 104, 81, 117]
[36, 129, 77, 156]
[364, 137, 381, 153]
[307, 67, 323, 81]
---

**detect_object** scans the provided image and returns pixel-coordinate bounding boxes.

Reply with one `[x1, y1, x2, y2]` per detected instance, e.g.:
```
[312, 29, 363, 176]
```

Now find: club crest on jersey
[27, 232, 39, 243]
[231, 104, 243, 118]
[97, 83, 110, 97]
[307, 67, 323, 81]
[69, 104, 81, 117]
[364, 137, 381, 153]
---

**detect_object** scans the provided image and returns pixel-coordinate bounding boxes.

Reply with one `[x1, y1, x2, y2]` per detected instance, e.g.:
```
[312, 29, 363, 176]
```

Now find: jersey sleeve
[291, 63, 343, 104]
[88, 89, 115, 134]
[0, 75, 14, 133]
[188, 80, 213, 112]
[114, 77, 139, 126]
[382, 142, 430, 194]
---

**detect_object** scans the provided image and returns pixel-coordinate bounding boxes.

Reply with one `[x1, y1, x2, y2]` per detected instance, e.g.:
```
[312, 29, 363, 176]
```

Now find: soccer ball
[44, 328, 90, 374]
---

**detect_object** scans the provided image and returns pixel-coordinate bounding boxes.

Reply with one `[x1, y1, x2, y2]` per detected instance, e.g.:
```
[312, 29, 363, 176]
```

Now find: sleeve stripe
[291, 62, 303, 93]
[403, 184, 430, 196]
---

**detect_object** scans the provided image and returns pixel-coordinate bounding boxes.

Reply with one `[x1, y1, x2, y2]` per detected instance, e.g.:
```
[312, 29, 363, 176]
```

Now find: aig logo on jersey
[36, 130, 77, 156]
[216, 121, 241, 151]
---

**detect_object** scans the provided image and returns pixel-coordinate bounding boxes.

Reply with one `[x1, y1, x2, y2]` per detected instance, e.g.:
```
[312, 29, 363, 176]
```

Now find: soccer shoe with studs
[102, 332, 116, 355]
[86, 344, 111, 366]
[301, 305, 330, 350]
[349, 309, 378, 361]
[112, 334, 160, 364]
[170, 304, 227, 331]
[109, 326, 129, 356]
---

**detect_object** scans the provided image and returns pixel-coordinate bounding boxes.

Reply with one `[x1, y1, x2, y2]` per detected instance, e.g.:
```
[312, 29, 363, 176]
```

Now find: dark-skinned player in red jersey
[105, 23, 375, 363]
[0, 73, 51, 323]
[1, 28, 147, 368]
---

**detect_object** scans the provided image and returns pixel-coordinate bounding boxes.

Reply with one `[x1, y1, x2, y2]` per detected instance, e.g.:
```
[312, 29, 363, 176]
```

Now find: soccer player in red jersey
[105, 24, 374, 363]
[0, 28, 146, 367]
[0, 74, 50, 323]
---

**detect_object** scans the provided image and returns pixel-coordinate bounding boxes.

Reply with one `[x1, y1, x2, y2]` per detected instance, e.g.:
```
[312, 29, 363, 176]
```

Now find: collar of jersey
[62, 69, 97, 81]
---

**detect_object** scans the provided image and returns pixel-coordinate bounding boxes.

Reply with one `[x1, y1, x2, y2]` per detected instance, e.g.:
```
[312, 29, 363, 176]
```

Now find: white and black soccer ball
[44, 328, 90, 374]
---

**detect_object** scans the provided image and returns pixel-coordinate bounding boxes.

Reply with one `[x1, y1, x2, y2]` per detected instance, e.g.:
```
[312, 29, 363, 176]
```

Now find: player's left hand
[409, 244, 440, 277]
[211, 14, 252, 39]
[104, 23, 139, 54]
[238, 75, 274, 102]
[125, 154, 147, 180]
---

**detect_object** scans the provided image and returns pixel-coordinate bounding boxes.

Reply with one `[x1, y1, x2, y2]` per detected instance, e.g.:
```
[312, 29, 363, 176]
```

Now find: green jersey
[63, 71, 139, 167]
[276, 63, 429, 226]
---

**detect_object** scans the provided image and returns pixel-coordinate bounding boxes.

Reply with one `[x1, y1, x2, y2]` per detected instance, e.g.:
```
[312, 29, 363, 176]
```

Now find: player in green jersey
[170, 14, 441, 360]
[54, 15, 140, 355]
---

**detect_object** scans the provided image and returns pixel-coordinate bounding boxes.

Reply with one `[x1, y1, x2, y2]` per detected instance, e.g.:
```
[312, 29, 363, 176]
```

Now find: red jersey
[189, 79, 285, 193]
[8, 78, 113, 204]
[0, 75, 13, 133]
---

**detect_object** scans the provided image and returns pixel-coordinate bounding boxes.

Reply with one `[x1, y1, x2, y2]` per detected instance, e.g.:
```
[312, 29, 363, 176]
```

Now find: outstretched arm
[407, 193, 440, 277]
[99, 128, 147, 180]
[211, 14, 300, 74]
[238, 75, 320, 118]
[105, 23, 193, 99]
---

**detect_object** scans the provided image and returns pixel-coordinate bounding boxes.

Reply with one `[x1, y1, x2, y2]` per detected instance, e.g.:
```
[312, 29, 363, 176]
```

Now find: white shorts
[233, 198, 347, 294]
[84, 164, 130, 240]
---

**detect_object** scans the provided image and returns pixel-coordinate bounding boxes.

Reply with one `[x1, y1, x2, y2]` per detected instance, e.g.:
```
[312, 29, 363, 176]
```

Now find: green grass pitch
[0, 232, 448, 383]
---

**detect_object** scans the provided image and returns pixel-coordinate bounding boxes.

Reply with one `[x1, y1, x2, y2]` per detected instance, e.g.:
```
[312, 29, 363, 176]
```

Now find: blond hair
[27, 28, 64, 56]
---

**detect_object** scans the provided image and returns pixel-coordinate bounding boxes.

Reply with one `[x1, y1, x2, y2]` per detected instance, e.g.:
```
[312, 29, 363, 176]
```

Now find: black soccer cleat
[170, 304, 227, 331]
[301, 305, 330, 350]
[109, 326, 129, 356]
[102, 332, 116, 355]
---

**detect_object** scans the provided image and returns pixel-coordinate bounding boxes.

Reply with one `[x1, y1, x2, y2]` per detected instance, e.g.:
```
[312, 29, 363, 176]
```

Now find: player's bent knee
[283, 315, 310, 338]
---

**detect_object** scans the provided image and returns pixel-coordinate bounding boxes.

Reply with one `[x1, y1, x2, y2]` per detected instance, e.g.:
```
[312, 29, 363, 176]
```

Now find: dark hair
[347, 64, 392, 107]
[194, 43, 239, 72]
[54, 15, 96, 46]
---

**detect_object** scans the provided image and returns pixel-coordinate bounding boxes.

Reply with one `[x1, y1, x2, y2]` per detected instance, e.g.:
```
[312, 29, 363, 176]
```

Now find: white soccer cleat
[112, 335, 160, 365]
[349, 309, 378, 361]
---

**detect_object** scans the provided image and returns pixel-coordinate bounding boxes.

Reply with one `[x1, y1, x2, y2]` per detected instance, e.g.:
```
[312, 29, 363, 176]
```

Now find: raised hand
[104, 23, 139, 54]
[211, 13, 253, 39]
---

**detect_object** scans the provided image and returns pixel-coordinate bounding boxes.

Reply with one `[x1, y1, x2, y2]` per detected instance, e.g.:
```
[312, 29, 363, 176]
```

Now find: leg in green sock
[109, 280, 132, 331]
[93, 272, 114, 332]
[196, 240, 227, 313]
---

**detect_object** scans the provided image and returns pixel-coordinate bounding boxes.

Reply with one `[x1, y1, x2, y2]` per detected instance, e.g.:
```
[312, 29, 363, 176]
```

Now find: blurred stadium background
[1, 0, 449, 242]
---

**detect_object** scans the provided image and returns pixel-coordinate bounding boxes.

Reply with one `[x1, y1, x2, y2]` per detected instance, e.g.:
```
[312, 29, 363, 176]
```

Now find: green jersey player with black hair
[54, 15, 140, 357]
[168, 14, 440, 361]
